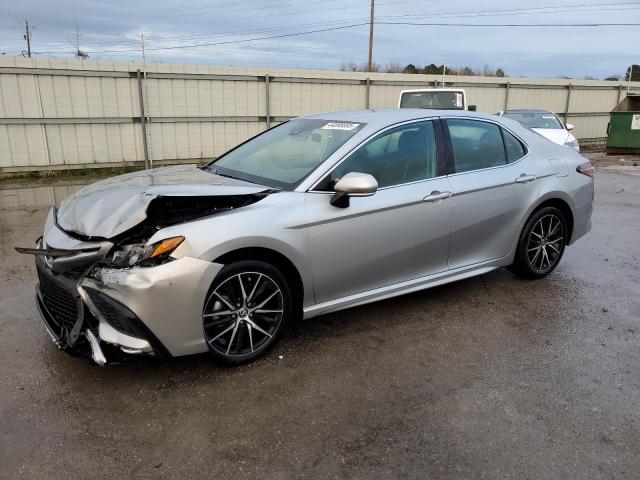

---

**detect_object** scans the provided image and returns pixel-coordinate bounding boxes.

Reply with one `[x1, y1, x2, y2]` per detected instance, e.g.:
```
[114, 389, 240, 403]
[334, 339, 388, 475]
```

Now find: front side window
[208, 119, 365, 189]
[446, 119, 506, 173]
[316, 120, 438, 190]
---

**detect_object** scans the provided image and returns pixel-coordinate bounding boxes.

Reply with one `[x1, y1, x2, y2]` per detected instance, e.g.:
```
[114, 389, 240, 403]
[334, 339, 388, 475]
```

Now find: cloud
[1, 0, 638, 78]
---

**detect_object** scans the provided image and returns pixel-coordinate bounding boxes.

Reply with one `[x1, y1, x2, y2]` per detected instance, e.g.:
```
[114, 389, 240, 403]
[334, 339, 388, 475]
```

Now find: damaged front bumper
[35, 254, 163, 365]
[29, 210, 222, 365]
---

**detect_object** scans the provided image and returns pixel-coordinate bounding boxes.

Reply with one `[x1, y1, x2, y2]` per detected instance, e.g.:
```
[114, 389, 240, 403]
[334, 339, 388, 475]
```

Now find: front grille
[37, 269, 79, 331]
[85, 289, 138, 337]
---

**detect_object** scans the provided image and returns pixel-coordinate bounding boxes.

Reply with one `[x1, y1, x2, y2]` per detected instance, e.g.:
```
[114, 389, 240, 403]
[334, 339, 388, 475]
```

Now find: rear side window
[502, 129, 526, 163]
[446, 119, 506, 173]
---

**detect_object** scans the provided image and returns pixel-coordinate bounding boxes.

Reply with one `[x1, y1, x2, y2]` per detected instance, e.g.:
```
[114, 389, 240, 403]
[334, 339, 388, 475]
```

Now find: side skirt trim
[303, 260, 504, 319]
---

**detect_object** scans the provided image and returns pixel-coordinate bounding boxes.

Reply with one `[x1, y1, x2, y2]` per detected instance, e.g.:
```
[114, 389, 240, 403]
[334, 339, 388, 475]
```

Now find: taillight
[577, 162, 594, 177]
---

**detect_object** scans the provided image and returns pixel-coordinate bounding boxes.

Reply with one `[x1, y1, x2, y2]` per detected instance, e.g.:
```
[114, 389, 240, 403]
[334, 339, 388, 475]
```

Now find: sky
[0, 0, 638, 79]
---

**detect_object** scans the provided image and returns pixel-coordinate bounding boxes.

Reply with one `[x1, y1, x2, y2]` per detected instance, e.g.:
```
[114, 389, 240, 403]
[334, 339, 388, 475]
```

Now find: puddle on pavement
[0, 180, 93, 209]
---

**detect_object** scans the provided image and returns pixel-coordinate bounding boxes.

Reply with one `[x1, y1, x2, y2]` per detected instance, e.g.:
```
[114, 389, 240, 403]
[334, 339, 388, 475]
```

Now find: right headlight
[105, 236, 185, 268]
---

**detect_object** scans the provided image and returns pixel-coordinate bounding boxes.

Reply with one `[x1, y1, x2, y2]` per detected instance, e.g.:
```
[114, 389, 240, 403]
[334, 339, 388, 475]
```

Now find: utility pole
[367, 0, 374, 72]
[73, 22, 89, 60]
[140, 32, 147, 67]
[23, 20, 32, 58]
[140, 32, 152, 169]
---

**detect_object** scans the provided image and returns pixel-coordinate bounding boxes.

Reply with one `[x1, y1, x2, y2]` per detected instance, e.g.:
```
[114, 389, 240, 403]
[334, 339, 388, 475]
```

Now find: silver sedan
[19, 109, 594, 365]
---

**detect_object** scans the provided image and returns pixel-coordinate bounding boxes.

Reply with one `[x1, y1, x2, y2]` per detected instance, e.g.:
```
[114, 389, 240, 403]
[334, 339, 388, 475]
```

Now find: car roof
[503, 109, 555, 115]
[298, 108, 501, 130]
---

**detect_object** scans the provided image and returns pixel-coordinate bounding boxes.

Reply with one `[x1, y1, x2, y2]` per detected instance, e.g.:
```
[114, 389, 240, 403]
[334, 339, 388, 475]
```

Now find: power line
[31, 18, 360, 49]
[386, 5, 640, 20]
[34, 23, 371, 54]
[378, 21, 640, 26]
[21, 0, 640, 53]
[29, 20, 638, 56]
[92, 0, 438, 19]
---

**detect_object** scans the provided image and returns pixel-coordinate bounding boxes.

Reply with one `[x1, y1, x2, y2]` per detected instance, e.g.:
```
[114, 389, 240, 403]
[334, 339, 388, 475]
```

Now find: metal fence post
[136, 69, 150, 169]
[365, 78, 371, 109]
[617, 83, 624, 105]
[504, 82, 510, 110]
[265, 74, 271, 129]
[564, 83, 573, 123]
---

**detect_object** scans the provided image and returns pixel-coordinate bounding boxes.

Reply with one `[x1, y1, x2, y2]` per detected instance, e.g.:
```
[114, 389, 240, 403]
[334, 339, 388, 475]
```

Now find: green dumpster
[607, 94, 640, 154]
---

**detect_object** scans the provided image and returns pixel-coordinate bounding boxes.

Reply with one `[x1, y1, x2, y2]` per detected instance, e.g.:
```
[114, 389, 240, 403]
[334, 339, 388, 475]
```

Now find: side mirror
[330, 172, 378, 208]
[468, 105, 477, 112]
[566, 123, 575, 131]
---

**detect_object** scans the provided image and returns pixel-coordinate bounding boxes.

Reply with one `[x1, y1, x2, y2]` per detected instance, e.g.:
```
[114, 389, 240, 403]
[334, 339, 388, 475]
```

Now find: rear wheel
[509, 206, 568, 279]
[203, 260, 292, 364]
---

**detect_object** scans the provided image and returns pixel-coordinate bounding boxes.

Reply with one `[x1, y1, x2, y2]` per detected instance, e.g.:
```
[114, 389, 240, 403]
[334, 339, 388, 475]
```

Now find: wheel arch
[529, 196, 575, 242]
[212, 247, 306, 317]
[507, 193, 576, 263]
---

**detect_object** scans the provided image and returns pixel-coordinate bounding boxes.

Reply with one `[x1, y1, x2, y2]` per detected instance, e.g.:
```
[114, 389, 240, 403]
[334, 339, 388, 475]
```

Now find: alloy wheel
[526, 214, 564, 273]
[203, 272, 284, 358]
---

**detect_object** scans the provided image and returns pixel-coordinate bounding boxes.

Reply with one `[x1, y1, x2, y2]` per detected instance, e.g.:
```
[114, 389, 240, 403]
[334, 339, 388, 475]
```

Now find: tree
[625, 65, 640, 82]
[385, 63, 402, 73]
[604, 75, 620, 81]
[495, 68, 506, 77]
[340, 62, 358, 72]
[403, 63, 419, 74]
[422, 63, 440, 74]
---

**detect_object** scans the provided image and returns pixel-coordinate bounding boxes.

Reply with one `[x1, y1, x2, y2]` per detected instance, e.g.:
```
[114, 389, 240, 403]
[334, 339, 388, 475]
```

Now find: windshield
[207, 119, 365, 189]
[400, 91, 464, 109]
[503, 111, 564, 129]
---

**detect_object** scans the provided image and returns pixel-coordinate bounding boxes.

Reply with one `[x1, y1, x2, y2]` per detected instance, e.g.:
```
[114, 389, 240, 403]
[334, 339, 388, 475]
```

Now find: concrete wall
[1, 57, 638, 172]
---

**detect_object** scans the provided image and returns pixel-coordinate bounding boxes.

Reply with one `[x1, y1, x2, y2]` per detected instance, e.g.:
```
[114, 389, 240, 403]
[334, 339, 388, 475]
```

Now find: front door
[304, 119, 454, 304]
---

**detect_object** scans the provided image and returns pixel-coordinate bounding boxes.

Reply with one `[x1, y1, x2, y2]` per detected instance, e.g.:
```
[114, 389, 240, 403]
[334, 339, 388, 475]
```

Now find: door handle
[515, 174, 536, 184]
[423, 190, 452, 203]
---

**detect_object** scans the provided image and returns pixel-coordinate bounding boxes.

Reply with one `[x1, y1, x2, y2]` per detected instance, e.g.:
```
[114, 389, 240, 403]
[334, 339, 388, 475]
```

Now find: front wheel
[509, 206, 568, 279]
[202, 260, 293, 365]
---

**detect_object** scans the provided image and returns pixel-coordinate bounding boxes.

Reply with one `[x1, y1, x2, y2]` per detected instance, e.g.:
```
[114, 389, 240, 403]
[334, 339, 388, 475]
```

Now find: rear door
[443, 118, 540, 269]
[304, 119, 454, 304]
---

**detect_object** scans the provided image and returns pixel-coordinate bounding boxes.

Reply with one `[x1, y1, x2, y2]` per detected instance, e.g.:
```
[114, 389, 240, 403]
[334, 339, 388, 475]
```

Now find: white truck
[398, 88, 476, 111]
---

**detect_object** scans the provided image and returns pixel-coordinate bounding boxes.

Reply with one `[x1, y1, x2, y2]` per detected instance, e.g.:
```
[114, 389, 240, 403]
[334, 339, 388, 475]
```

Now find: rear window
[503, 111, 563, 129]
[400, 91, 464, 110]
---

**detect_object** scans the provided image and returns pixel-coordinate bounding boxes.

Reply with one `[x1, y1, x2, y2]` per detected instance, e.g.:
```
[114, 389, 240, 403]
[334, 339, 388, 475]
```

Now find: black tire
[202, 260, 293, 365]
[509, 206, 568, 279]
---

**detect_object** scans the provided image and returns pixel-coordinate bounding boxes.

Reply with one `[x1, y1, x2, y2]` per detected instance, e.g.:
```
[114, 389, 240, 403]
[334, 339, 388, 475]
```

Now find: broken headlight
[105, 236, 184, 268]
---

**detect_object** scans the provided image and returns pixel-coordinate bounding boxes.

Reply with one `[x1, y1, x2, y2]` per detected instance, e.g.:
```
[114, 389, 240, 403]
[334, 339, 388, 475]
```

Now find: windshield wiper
[208, 168, 256, 184]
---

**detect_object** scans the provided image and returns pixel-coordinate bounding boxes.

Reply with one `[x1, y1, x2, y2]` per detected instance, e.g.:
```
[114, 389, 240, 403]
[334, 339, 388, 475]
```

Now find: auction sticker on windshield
[322, 122, 361, 131]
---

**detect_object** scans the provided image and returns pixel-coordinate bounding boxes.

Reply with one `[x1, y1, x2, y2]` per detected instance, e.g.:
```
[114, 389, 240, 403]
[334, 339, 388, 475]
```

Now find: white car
[18, 109, 593, 366]
[498, 109, 579, 152]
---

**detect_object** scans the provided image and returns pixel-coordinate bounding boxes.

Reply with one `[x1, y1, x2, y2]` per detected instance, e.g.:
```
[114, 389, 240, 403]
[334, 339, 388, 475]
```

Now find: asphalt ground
[0, 159, 639, 479]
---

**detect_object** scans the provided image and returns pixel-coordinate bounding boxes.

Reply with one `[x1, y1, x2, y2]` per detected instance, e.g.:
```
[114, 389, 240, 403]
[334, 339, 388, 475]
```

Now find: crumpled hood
[56, 165, 269, 239]
[531, 128, 571, 146]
